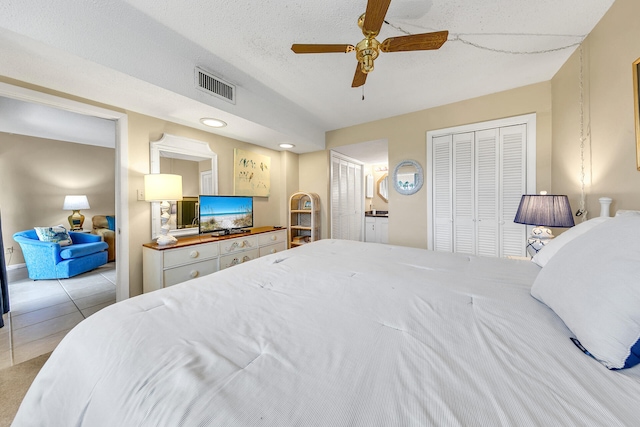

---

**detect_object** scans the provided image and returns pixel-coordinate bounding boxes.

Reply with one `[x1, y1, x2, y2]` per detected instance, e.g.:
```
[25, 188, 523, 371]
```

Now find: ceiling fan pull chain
[362, 86, 365, 101]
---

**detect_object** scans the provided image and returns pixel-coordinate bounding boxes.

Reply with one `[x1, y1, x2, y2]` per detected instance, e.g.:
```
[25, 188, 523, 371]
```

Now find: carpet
[0, 352, 51, 427]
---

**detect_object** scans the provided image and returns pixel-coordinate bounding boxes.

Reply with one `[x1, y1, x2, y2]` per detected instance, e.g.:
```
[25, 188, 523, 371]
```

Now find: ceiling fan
[291, 0, 448, 88]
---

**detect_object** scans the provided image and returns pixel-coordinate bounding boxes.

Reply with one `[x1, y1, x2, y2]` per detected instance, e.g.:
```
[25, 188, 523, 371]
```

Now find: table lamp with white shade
[144, 173, 183, 245]
[63, 195, 90, 230]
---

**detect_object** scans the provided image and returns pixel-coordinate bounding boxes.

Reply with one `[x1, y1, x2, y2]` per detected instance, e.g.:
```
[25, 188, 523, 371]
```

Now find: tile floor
[0, 263, 116, 369]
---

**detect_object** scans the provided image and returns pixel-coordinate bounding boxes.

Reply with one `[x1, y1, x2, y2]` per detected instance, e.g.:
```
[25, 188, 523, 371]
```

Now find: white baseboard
[6, 263, 26, 271]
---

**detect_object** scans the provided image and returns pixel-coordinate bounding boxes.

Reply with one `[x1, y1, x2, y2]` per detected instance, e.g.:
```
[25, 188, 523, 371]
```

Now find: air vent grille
[195, 67, 236, 104]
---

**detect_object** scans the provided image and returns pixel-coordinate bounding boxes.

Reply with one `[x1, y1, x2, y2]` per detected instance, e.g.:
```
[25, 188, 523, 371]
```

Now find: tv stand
[142, 227, 288, 293]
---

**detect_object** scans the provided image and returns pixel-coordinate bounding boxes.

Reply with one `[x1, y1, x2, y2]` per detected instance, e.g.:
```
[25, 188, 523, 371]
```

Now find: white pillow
[531, 217, 610, 267]
[530, 214, 640, 369]
[616, 210, 640, 217]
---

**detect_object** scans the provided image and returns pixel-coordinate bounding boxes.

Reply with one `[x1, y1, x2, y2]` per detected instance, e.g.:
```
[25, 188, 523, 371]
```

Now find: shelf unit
[288, 192, 320, 248]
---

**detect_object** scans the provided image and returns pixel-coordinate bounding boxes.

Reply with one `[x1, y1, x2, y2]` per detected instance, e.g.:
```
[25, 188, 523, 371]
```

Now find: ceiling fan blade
[362, 0, 392, 36]
[351, 64, 367, 88]
[291, 44, 355, 54]
[380, 31, 449, 53]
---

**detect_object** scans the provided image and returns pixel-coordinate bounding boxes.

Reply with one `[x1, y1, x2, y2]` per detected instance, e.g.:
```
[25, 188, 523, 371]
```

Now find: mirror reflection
[170, 196, 199, 229]
[150, 134, 218, 239]
[393, 160, 424, 195]
[377, 173, 388, 203]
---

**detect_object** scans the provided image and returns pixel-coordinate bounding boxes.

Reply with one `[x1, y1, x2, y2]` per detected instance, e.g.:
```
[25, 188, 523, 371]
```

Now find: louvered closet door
[432, 135, 453, 251]
[429, 122, 528, 257]
[500, 124, 527, 257]
[453, 132, 475, 254]
[351, 162, 363, 241]
[339, 159, 350, 239]
[475, 129, 499, 257]
[330, 153, 364, 241]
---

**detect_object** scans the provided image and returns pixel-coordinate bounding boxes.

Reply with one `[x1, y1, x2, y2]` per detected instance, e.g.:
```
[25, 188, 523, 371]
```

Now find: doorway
[0, 82, 129, 301]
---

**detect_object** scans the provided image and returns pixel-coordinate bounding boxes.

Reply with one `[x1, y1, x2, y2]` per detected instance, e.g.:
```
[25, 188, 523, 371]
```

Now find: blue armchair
[13, 230, 109, 280]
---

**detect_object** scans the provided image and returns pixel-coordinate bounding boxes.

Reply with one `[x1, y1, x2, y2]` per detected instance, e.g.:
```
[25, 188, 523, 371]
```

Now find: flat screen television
[198, 195, 253, 234]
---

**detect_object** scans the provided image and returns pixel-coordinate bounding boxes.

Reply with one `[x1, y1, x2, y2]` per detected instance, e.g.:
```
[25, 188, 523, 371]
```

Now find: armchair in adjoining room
[13, 230, 108, 280]
[92, 215, 115, 262]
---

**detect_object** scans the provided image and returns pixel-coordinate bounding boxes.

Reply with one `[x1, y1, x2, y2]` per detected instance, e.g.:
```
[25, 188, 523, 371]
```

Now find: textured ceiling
[0, 0, 616, 154]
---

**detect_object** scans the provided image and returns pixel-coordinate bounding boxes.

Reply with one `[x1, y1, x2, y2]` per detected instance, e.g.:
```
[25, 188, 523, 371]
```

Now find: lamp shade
[514, 194, 575, 228]
[63, 195, 90, 210]
[144, 174, 183, 202]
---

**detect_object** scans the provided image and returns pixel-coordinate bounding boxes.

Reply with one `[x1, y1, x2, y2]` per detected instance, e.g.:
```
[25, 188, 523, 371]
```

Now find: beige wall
[299, 150, 330, 239]
[0, 133, 115, 264]
[324, 82, 553, 248]
[551, 0, 640, 217]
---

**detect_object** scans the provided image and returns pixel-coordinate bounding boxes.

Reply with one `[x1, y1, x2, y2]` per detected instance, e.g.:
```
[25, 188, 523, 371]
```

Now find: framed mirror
[377, 173, 388, 202]
[393, 160, 423, 195]
[150, 134, 218, 239]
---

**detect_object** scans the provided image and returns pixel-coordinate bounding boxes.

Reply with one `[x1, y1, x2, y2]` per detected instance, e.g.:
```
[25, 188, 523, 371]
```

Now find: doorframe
[0, 82, 130, 301]
[425, 113, 537, 251]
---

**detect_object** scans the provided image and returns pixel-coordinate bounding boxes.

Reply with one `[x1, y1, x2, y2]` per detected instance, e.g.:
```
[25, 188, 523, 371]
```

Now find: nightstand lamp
[144, 173, 183, 245]
[514, 193, 575, 257]
[63, 195, 90, 230]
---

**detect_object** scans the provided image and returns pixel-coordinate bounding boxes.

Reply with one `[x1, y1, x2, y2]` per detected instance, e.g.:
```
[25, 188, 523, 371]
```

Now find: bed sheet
[13, 239, 640, 426]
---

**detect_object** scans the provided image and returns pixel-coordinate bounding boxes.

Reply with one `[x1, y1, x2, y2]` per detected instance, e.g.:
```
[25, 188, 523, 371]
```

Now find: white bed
[13, 215, 640, 426]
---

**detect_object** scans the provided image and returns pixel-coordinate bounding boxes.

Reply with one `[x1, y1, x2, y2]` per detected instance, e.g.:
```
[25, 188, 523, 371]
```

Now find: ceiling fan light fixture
[361, 55, 375, 73]
[200, 117, 227, 128]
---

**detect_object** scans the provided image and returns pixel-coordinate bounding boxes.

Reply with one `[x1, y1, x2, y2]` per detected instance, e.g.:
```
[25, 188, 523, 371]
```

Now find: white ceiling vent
[195, 67, 236, 104]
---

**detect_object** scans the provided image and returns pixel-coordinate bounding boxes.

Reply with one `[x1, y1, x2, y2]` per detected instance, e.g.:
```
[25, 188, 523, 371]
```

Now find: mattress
[13, 239, 640, 426]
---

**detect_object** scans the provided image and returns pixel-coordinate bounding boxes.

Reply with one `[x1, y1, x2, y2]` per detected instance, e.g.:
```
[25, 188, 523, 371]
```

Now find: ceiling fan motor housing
[356, 38, 380, 73]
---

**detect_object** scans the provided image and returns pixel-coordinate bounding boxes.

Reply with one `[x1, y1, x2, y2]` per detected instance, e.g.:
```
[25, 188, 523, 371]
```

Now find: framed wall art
[233, 148, 271, 197]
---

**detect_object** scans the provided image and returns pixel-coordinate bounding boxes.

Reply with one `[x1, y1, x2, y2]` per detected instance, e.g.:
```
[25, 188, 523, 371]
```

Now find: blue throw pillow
[106, 216, 115, 231]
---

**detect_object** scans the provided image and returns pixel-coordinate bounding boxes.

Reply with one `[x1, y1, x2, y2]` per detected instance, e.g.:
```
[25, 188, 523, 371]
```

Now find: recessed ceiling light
[279, 143, 295, 149]
[200, 118, 227, 128]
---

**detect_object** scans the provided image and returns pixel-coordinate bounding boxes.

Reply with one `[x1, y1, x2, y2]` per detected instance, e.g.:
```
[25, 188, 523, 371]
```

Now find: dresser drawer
[163, 260, 218, 287]
[259, 241, 287, 257]
[163, 242, 219, 268]
[219, 248, 260, 270]
[220, 236, 258, 255]
[258, 230, 287, 246]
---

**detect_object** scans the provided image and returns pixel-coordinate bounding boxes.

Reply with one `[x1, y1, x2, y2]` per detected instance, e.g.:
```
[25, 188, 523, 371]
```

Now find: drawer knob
[190, 270, 199, 278]
[270, 248, 277, 254]
[242, 255, 251, 262]
[271, 235, 277, 241]
[190, 250, 199, 258]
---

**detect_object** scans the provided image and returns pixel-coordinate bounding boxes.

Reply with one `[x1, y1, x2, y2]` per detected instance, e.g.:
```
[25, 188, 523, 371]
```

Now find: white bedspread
[14, 240, 640, 426]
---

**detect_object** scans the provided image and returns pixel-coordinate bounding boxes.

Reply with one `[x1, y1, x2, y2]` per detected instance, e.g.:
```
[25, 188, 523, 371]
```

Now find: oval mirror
[393, 160, 423, 195]
[377, 173, 388, 203]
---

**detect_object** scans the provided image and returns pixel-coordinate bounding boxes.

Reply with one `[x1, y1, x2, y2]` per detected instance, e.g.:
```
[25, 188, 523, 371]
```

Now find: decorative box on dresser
[143, 226, 287, 293]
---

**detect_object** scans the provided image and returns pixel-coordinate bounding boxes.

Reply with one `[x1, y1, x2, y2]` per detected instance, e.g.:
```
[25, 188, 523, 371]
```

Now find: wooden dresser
[142, 226, 287, 293]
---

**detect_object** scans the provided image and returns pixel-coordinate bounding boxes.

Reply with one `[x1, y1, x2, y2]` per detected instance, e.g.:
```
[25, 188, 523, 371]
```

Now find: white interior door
[330, 152, 364, 241]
